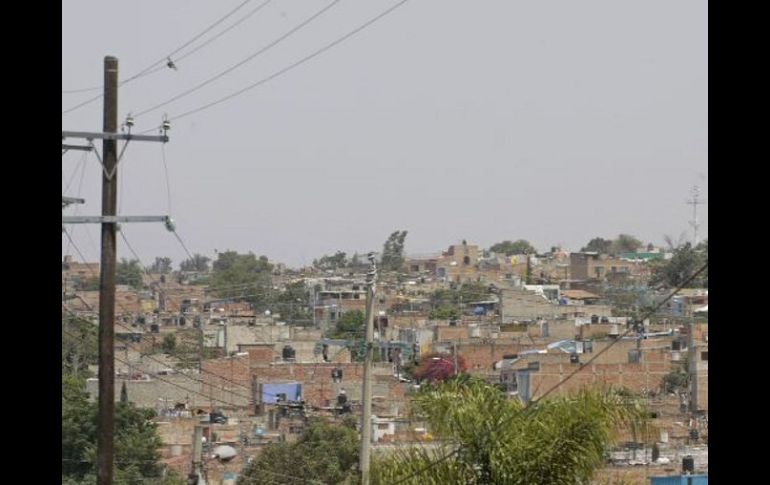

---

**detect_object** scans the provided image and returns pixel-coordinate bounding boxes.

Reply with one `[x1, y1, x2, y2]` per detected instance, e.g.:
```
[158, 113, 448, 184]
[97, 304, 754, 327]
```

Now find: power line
[388, 260, 709, 484]
[138, 0, 412, 133]
[62, 235, 259, 399]
[132, 0, 343, 119]
[133, 0, 274, 81]
[62, 0, 262, 112]
[63, 303, 253, 404]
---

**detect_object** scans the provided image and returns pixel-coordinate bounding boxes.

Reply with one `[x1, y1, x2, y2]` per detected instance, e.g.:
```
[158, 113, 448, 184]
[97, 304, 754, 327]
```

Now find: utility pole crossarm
[62, 143, 94, 152]
[62, 196, 86, 208]
[62, 130, 169, 143]
[62, 215, 170, 224]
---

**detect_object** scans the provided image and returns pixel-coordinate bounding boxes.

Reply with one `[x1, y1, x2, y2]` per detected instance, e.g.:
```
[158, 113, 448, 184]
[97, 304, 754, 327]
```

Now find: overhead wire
[134, 0, 274, 81]
[389, 260, 709, 484]
[137, 0, 412, 133]
[132, 0, 343, 119]
[62, 0, 262, 112]
[63, 324, 246, 408]
[62, 234, 268, 400]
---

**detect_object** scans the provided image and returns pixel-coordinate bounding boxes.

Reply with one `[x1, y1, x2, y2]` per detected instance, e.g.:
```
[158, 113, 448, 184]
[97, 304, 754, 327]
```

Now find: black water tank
[682, 455, 694, 474]
[282, 345, 296, 361]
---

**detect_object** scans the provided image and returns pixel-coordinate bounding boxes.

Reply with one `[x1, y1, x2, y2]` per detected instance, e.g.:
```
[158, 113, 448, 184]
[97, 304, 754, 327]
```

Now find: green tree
[272, 280, 311, 324]
[210, 251, 274, 310]
[62, 378, 166, 484]
[149, 256, 173, 274]
[381, 230, 408, 272]
[429, 306, 460, 320]
[77, 276, 101, 291]
[372, 377, 645, 485]
[62, 316, 98, 378]
[120, 381, 129, 404]
[650, 240, 707, 288]
[609, 234, 642, 255]
[161, 333, 177, 354]
[180, 253, 211, 272]
[313, 251, 348, 271]
[117, 258, 144, 289]
[458, 281, 490, 304]
[237, 419, 359, 485]
[329, 310, 365, 339]
[581, 237, 613, 253]
[489, 239, 537, 256]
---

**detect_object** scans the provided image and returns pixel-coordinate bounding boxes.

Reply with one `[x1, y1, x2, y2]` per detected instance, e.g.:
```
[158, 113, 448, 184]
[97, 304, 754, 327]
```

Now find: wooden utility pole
[96, 55, 119, 485]
[62, 57, 169, 485]
[359, 253, 377, 485]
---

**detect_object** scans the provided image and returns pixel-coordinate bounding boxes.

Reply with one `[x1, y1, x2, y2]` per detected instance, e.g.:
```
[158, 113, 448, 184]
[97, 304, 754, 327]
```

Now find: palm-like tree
[372, 376, 646, 485]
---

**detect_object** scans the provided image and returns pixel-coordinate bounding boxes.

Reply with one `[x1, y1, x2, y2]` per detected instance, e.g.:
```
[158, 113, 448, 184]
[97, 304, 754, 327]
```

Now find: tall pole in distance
[97, 55, 119, 485]
[453, 341, 458, 376]
[359, 253, 377, 485]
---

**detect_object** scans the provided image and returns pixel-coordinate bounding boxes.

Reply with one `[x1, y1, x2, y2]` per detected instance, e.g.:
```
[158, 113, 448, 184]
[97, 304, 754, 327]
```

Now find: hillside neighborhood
[62, 234, 708, 484]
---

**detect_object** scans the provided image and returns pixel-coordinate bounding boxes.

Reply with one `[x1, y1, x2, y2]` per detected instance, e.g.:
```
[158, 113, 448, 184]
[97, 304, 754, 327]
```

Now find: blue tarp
[262, 382, 302, 404]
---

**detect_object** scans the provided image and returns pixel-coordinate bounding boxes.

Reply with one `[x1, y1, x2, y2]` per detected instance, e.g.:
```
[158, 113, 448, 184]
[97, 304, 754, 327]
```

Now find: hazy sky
[62, 0, 707, 267]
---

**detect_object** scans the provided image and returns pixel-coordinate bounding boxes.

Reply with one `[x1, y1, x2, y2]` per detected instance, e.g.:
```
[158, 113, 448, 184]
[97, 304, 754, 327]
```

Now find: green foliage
[271, 280, 311, 323]
[610, 234, 642, 255]
[429, 306, 460, 320]
[149, 257, 173, 274]
[582, 237, 613, 253]
[489, 239, 537, 256]
[210, 251, 273, 310]
[372, 377, 646, 485]
[381, 230, 408, 272]
[63, 377, 164, 483]
[78, 276, 101, 291]
[662, 369, 689, 393]
[62, 317, 98, 377]
[429, 282, 491, 318]
[313, 251, 348, 271]
[582, 235, 642, 255]
[650, 240, 708, 288]
[329, 310, 365, 339]
[179, 253, 211, 272]
[117, 258, 144, 289]
[120, 381, 129, 404]
[161, 333, 177, 354]
[237, 419, 359, 485]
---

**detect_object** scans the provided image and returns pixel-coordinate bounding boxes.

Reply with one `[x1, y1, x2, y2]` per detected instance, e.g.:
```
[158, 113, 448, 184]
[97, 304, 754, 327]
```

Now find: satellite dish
[212, 445, 237, 461]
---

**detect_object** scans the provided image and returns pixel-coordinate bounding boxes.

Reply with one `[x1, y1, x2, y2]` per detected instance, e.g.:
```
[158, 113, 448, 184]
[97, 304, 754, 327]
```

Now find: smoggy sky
[62, 0, 707, 267]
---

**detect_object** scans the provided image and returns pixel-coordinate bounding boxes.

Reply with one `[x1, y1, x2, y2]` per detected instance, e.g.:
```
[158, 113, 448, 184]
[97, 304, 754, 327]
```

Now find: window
[463, 256, 471, 265]
[701, 351, 708, 361]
